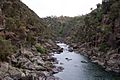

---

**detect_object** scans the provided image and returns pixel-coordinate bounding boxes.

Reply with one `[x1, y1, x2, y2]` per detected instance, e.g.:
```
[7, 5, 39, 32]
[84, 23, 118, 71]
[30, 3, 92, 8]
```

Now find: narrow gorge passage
[54, 43, 119, 80]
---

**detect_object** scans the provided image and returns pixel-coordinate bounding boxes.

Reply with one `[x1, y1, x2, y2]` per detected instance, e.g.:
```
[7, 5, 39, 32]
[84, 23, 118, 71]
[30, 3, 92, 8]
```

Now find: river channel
[54, 43, 120, 80]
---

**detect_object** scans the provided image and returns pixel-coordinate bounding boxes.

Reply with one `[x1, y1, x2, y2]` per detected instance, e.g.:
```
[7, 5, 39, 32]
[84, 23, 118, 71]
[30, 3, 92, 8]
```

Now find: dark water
[54, 43, 120, 80]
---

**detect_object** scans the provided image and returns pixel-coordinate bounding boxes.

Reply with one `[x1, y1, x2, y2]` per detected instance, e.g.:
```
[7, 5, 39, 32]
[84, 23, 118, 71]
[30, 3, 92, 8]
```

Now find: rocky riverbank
[68, 43, 120, 73]
[0, 46, 63, 80]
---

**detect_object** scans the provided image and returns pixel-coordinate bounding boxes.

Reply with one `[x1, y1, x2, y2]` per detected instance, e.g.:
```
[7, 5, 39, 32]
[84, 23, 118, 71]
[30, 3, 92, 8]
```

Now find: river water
[54, 43, 120, 80]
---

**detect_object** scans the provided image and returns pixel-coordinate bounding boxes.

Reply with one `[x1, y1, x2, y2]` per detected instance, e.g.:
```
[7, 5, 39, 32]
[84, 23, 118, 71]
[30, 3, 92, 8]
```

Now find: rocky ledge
[0, 48, 62, 80]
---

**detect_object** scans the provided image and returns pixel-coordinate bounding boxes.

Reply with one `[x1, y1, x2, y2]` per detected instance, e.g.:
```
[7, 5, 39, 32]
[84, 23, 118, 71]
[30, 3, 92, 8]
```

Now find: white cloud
[21, 0, 102, 17]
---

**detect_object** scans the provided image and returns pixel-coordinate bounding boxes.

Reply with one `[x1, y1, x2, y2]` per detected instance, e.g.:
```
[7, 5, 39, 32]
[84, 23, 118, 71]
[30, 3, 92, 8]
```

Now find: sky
[21, 0, 102, 18]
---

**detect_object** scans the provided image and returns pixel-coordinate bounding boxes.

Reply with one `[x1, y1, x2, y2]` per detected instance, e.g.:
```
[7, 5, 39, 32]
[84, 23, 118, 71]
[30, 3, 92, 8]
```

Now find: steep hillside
[0, 0, 47, 47]
[68, 0, 120, 73]
[0, 0, 58, 60]
[0, 0, 61, 80]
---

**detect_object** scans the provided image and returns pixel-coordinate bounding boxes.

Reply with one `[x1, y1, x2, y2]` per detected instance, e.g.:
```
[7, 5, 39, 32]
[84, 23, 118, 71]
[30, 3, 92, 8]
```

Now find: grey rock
[68, 47, 73, 52]
[18, 57, 28, 63]
[37, 59, 44, 65]
[58, 48, 63, 53]
[92, 60, 104, 66]
[8, 66, 23, 79]
[22, 61, 35, 70]
[52, 66, 64, 74]
[46, 76, 62, 80]
[35, 65, 46, 71]
[0, 62, 9, 73]
[4, 76, 13, 80]
[81, 60, 88, 63]
[31, 56, 44, 66]
[0, 62, 9, 78]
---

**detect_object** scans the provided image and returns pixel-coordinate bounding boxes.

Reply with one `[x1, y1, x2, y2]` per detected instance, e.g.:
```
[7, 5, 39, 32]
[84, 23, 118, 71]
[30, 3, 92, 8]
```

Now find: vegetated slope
[0, 0, 61, 79]
[43, 16, 85, 41]
[0, 0, 53, 60]
[43, 16, 73, 39]
[44, 0, 120, 73]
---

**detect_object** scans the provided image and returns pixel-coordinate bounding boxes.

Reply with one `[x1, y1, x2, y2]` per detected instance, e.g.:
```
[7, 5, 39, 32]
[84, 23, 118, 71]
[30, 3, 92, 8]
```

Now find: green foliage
[59, 27, 64, 35]
[99, 25, 112, 35]
[0, 37, 15, 61]
[96, 10, 103, 22]
[35, 44, 47, 54]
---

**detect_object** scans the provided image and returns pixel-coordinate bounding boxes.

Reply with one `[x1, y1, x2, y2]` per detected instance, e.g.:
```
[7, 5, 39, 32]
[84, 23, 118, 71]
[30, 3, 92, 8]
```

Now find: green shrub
[96, 10, 103, 22]
[0, 37, 15, 61]
[99, 25, 112, 35]
[59, 26, 64, 35]
[35, 44, 47, 54]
